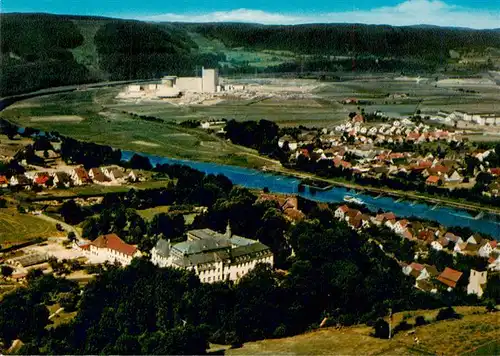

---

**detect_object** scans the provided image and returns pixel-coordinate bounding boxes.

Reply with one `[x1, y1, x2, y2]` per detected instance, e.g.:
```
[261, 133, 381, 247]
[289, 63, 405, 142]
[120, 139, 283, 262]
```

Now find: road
[34, 214, 81, 240]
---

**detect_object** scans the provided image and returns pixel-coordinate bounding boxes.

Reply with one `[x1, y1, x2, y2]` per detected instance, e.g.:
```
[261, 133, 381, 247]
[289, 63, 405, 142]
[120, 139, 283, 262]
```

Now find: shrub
[415, 315, 428, 326]
[485, 299, 497, 313]
[393, 320, 413, 334]
[436, 307, 461, 321]
[372, 318, 390, 339]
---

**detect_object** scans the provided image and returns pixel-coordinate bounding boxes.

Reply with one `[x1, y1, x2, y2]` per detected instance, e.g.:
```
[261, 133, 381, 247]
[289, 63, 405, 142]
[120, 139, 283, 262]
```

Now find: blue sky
[2, 0, 499, 28]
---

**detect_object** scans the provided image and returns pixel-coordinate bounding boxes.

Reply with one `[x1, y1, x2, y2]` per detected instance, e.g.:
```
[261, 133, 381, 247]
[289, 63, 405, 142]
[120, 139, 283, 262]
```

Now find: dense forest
[185, 23, 500, 60]
[2, 13, 500, 96]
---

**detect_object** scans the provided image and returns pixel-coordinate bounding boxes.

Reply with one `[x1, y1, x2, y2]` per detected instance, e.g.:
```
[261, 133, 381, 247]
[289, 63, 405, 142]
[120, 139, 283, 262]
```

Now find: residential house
[436, 267, 463, 291]
[34, 172, 50, 187]
[431, 237, 449, 251]
[394, 219, 410, 235]
[278, 135, 298, 151]
[89, 168, 111, 184]
[478, 240, 496, 258]
[467, 235, 482, 245]
[70, 167, 91, 185]
[488, 254, 500, 271]
[128, 170, 143, 182]
[334, 205, 350, 219]
[454, 242, 480, 256]
[444, 232, 463, 244]
[403, 262, 424, 276]
[426, 175, 441, 186]
[52, 172, 71, 188]
[416, 265, 440, 281]
[467, 270, 487, 298]
[9, 175, 30, 188]
[88, 233, 141, 266]
[0, 176, 8, 187]
[106, 168, 126, 183]
[443, 170, 462, 184]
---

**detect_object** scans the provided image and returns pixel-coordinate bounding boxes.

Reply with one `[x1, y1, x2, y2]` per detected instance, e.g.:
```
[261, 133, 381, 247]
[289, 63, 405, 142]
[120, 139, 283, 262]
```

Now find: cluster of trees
[225, 119, 288, 160]
[60, 136, 122, 168]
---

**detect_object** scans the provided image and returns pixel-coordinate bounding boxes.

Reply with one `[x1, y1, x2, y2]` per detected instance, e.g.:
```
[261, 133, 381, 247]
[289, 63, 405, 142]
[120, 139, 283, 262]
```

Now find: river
[121, 151, 500, 238]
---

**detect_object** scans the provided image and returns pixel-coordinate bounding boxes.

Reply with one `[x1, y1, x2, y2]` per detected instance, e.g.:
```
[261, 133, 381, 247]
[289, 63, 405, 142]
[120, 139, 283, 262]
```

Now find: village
[275, 108, 500, 199]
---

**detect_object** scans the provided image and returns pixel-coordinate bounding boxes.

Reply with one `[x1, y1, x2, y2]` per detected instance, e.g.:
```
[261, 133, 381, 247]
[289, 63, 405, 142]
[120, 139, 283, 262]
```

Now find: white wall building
[467, 269, 487, 298]
[78, 233, 141, 266]
[151, 225, 273, 283]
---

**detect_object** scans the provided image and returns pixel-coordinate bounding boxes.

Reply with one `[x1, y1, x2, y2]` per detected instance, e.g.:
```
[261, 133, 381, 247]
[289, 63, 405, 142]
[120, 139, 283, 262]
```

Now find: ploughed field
[0, 209, 61, 244]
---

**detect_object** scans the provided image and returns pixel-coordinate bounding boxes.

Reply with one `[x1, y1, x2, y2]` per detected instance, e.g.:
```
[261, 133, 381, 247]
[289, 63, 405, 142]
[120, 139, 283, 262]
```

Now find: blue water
[121, 151, 500, 239]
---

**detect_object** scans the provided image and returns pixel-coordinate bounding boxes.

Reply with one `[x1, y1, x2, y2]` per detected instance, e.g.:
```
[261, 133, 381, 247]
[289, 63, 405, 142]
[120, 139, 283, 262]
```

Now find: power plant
[123, 67, 228, 99]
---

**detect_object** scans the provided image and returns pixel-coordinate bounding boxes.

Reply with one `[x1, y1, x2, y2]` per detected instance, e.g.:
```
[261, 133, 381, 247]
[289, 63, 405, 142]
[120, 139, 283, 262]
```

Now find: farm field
[228, 307, 499, 356]
[1, 89, 274, 169]
[0, 208, 62, 244]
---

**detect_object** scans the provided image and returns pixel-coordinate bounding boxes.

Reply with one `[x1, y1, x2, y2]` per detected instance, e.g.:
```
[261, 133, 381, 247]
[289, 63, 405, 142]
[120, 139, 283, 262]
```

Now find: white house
[478, 240, 496, 258]
[334, 205, 350, 220]
[151, 225, 273, 283]
[467, 270, 487, 298]
[87, 233, 141, 266]
[394, 220, 410, 235]
[444, 170, 462, 184]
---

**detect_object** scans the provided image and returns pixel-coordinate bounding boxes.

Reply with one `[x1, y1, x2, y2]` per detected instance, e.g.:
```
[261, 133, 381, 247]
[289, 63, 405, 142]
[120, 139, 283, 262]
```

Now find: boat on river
[343, 195, 365, 205]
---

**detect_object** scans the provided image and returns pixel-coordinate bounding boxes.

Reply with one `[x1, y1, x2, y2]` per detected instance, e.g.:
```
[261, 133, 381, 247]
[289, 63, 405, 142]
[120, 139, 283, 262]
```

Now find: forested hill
[183, 22, 500, 59]
[1, 13, 500, 97]
[0, 13, 219, 97]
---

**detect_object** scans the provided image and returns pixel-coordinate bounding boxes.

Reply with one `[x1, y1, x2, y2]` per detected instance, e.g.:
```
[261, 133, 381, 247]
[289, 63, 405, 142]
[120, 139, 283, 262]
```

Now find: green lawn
[0, 208, 61, 244]
[137, 206, 171, 221]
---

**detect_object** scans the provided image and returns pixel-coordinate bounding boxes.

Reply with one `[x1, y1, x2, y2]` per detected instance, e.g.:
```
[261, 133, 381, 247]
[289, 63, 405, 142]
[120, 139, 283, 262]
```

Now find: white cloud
[138, 0, 500, 29]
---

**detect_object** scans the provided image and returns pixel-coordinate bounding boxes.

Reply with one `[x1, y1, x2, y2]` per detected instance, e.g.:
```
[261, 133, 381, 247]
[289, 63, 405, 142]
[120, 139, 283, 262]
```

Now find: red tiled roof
[284, 209, 305, 221]
[397, 219, 410, 228]
[490, 240, 498, 249]
[337, 205, 350, 213]
[91, 233, 137, 256]
[74, 167, 90, 182]
[0, 176, 8, 184]
[426, 175, 440, 184]
[35, 176, 50, 185]
[490, 168, 500, 176]
[383, 212, 396, 221]
[409, 262, 424, 271]
[437, 267, 463, 288]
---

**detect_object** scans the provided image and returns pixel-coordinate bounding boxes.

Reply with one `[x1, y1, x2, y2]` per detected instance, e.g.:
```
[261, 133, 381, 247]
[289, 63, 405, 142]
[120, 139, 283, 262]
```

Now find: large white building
[151, 225, 274, 283]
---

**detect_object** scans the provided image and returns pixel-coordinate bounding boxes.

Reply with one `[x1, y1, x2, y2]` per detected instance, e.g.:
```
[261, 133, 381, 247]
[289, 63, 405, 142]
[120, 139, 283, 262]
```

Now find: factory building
[121, 67, 244, 100]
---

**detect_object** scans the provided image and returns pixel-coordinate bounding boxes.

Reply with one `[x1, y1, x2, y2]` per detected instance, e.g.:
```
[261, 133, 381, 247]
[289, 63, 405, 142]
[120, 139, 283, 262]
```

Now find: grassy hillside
[228, 306, 499, 355]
